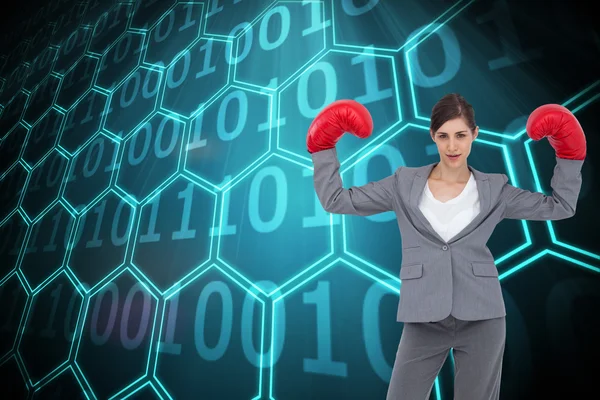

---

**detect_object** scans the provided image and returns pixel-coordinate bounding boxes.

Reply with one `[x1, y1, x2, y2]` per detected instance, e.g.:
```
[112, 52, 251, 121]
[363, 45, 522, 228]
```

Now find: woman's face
[430, 117, 478, 168]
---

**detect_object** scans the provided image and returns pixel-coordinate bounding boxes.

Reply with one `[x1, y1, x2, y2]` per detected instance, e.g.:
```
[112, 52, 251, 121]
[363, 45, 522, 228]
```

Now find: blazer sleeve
[311, 147, 399, 216]
[500, 157, 584, 221]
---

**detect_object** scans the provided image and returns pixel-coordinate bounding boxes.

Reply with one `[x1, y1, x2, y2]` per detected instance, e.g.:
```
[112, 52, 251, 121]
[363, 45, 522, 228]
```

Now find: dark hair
[430, 93, 476, 135]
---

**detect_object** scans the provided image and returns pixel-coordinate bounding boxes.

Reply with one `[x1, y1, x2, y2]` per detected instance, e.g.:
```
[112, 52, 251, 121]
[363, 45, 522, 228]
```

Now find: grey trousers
[386, 314, 506, 400]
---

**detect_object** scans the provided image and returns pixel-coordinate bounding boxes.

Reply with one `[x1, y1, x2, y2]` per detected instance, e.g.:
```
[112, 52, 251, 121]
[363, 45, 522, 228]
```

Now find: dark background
[0, 0, 599, 399]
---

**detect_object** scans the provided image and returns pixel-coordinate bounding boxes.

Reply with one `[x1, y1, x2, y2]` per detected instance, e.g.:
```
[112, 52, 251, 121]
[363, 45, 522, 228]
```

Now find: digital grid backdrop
[0, 0, 599, 399]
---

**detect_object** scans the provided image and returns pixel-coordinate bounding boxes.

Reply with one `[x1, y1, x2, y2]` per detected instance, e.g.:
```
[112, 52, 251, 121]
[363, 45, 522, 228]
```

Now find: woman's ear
[473, 126, 479, 140]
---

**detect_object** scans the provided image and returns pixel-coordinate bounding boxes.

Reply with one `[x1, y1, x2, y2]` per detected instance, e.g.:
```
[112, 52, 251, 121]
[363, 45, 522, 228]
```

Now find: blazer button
[442, 245, 448, 251]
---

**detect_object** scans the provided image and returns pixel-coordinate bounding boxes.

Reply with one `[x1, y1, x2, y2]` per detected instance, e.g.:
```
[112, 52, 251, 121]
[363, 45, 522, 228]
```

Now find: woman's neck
[430, 163, 471, 183]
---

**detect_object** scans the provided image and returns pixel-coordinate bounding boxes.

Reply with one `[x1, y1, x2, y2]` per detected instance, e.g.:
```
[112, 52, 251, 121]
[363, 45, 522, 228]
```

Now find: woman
[308, 94, 586, 400]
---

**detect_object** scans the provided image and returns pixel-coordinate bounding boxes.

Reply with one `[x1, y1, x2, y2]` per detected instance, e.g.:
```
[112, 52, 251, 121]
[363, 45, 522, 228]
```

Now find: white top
[418, 172, 480, 242]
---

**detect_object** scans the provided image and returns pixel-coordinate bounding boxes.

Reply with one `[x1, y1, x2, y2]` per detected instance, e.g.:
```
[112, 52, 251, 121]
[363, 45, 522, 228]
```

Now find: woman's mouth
[447, 154, 461, 160]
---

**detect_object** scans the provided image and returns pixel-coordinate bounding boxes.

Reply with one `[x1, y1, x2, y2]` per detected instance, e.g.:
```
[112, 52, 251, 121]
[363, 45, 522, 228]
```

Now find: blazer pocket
[402, 245, 421, 250]
[471, 262, 499, 277]
[400, 263, 423, 280]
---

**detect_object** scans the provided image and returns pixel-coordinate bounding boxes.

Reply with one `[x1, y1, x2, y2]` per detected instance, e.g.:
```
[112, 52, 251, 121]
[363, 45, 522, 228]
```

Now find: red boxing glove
[526, 104, 586, 160]
[306, 99, 373, 154]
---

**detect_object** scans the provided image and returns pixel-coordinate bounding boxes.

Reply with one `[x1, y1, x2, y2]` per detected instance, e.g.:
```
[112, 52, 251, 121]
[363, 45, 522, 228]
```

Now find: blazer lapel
[408, 162, 491, 245]
[409, 164, 446, 244]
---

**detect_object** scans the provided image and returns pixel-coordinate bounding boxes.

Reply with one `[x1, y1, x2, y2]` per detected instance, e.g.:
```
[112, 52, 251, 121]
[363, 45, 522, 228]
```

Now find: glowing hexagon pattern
[0, 0, 598, 399]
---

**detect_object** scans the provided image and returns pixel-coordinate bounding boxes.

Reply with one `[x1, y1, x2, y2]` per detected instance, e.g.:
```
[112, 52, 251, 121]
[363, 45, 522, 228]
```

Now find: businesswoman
[308, 94, 586, 400]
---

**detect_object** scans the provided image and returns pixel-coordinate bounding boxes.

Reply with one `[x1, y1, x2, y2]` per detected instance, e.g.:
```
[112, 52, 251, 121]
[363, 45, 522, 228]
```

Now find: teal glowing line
[214, 152, 339, 297]
[182, 85, 273, 191]
[151, 264, 266, 399]
[405, 0, 475, 53]
[232, 1, 328, 92]
[510, 80, 600, 140]
[276, 47, 402, 167]
[127, 174, 217, 296]
[114, 112, 186, 205]
[118, 379, 165, 400]
[270, 257, 401, 397]
[30, 365, 91, 400]
[72, 266, 159, 399]
[561, 80, 599, 108]
[331, 0, 471, 53]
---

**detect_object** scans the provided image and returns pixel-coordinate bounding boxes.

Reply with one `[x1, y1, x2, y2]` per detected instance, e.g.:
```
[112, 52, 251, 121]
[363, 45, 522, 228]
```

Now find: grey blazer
[311, 148, 584, 323]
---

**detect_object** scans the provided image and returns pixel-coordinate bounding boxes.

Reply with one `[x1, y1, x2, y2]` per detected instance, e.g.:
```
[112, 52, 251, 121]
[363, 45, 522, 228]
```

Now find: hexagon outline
[114, 109, 187, 205]
[86, 2, 134, 58]
[50, 0, 90, 42]
[0, 270, 31, 369]
[141, 1, 206, 71]
[509, 80, 600, 139]
[200, 0, 278, 40]
[0, 161, 31, 227]
[54, 54, 102, 114]
[232, 0, 328, 93]
[0, 63, 31, 106]
[20, 105, 66, 171]
[22, 73, 63, 129]
[127, 0, 178, 34]
[94, 29, 147, 94]
[0, 208, 30, 287]
[268, 256, 412, 399]
[1, 121, 30, 175]
[525, 88, 600, 261]
[60, 130, 121, 217]
[405, 0, 532, 135]
[182, 83, 273, 192]
[157, 35, 233, 120]
[29, 364, 92, 400]
[72, 265, 160, 400]
[79, 0, 115, 30]
[98, 265, 161, 400]
[480, 81, 600, 260]
[102, 64, 164, 140]
[63, 188, 138, 293]
[0, 354, 31, 394]
[129, 173, 217, 295]
[118, 379, 165, 399]
[71, 355, 95, 398]
[19, 147, 70, 224]
[51, 25, 94, 76]
[498, 248, 600, 282]
[331, 0, 472, 53]
[22, 45, 60, 95]
[1, 90, 31, 139]
[56, 88, 112, 157]
[151, 263, 266, 399]
[65, 185, 138, 245]
[215, 151, 335, 298]
[16, 198, 77, 293]
[276, 47, 403, 167]
[7, 266, 31, 295]
[526, 82, 600, 258]
[15, 268, 85, 388]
